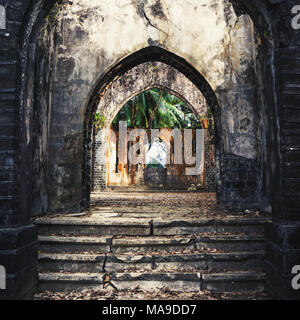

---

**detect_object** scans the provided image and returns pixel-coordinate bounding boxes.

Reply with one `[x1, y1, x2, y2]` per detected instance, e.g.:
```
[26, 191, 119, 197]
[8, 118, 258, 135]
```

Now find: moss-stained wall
[31, 0, 261, 212]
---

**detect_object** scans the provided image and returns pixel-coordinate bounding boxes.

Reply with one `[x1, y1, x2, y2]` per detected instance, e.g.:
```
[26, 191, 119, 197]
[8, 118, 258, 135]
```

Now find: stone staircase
[35, 209, 268, 293]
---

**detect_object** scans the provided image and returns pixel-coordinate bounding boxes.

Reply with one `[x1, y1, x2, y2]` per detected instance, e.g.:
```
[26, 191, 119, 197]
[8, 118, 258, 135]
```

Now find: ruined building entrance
[19, 0, 268, 216]
[4, 0, 298, 300]
[92, 86, 216, 192]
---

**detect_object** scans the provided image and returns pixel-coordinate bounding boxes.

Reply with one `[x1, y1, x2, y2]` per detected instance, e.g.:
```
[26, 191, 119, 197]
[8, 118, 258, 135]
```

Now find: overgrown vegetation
[112, 88, 211, 130]
[41, 0, 73, 38]
[93, 112, 106, 131]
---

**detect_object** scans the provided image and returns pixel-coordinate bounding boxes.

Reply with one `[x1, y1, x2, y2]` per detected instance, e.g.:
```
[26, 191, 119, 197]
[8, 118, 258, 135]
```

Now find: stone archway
[4, 0, 300, 300]
[17, 0, 274, 214]
[83, 34, 263, 211]
[90, 61, 215, 191]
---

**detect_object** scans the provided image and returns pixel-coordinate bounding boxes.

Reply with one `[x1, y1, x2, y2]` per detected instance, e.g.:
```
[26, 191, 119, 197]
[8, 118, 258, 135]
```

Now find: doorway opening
[87, 57, 221, 214]
[102, 88, 216, 192]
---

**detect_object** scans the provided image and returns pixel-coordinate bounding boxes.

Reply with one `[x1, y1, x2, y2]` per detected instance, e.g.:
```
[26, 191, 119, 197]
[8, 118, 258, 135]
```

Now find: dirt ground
[89, 190, 267, 219]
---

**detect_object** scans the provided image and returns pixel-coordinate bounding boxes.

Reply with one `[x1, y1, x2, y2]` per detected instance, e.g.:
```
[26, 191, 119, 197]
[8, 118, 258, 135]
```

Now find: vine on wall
[41, 0, 73, 38]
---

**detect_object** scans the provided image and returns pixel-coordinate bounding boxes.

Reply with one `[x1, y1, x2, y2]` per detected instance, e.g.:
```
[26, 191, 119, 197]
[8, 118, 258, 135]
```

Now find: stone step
[153, 218, 266, 235]
[38, 236, 111, 254]
[201, 271, 266, 293]
[36, 217, 151, 236]
[39, 233, 264, 254]
[35, 216, 267, 237]
[111, 234, 264, 254]
[36, 212, 267, 293]
[38, 251, 265, 274]
[38, 271, 266, 293]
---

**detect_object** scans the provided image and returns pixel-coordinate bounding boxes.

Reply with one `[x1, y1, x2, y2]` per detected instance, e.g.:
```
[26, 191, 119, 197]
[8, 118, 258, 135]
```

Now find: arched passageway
[83, 50, 222, 209]
[19, 0, 274, 214]
[94, 87, 216, 191]
[4, 0, 300, 300]
[89, 62, 217, 194]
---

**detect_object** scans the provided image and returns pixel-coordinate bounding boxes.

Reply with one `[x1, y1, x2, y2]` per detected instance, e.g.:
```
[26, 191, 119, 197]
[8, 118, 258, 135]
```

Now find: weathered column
[0, 1, 38, 300]
[264, 2, 300, 300]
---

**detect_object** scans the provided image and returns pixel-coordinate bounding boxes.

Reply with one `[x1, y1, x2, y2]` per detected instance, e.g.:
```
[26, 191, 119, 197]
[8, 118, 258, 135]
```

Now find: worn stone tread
[202, 271, 266, 281]
[35, 216, 267, 226]
[112, 234, 264, 246]
[38, 251, 265, 262]
[38, 235, 110, 244]
[39, 271, 265, 282]
[35, 217, 150, 226]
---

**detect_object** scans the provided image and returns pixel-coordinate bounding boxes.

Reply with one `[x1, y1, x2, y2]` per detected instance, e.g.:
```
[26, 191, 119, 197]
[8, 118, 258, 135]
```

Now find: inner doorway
[87, 58, 222, 208]
[105, 88, 216, 192]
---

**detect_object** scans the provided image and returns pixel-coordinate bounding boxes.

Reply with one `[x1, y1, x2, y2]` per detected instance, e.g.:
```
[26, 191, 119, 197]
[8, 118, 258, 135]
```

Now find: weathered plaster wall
[42, 0, 260, 212]
[97, 62, 209, 127]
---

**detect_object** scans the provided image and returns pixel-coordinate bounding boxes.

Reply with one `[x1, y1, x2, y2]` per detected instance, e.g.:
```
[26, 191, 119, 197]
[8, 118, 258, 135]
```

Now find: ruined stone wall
[96, 62, 209, 128]
[37, 0, 262, 212]
[24, 26, 56, 217]
[204, 130, 217, 192]
[2, 0, 300, 299]
[0, 0, 40, 300]
[91, 128, 106, 191]
[262, 1, 300, 300]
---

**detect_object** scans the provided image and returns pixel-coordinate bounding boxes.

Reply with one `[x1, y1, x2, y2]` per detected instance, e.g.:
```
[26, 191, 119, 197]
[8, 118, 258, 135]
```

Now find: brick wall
[219, 154, 259, 211]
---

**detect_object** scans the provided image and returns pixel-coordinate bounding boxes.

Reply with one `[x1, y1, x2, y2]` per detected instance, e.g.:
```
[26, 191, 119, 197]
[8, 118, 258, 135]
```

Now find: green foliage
[41, 0, 72, 38]
[94, 112, 106, 130]
[112, 88, 207, 130]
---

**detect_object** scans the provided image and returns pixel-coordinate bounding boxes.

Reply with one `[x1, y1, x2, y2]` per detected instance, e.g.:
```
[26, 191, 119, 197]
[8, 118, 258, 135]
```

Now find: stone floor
[91, 190, 219, 217]
[37, 190, 268, 240]
[91, 190, 265, 220]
